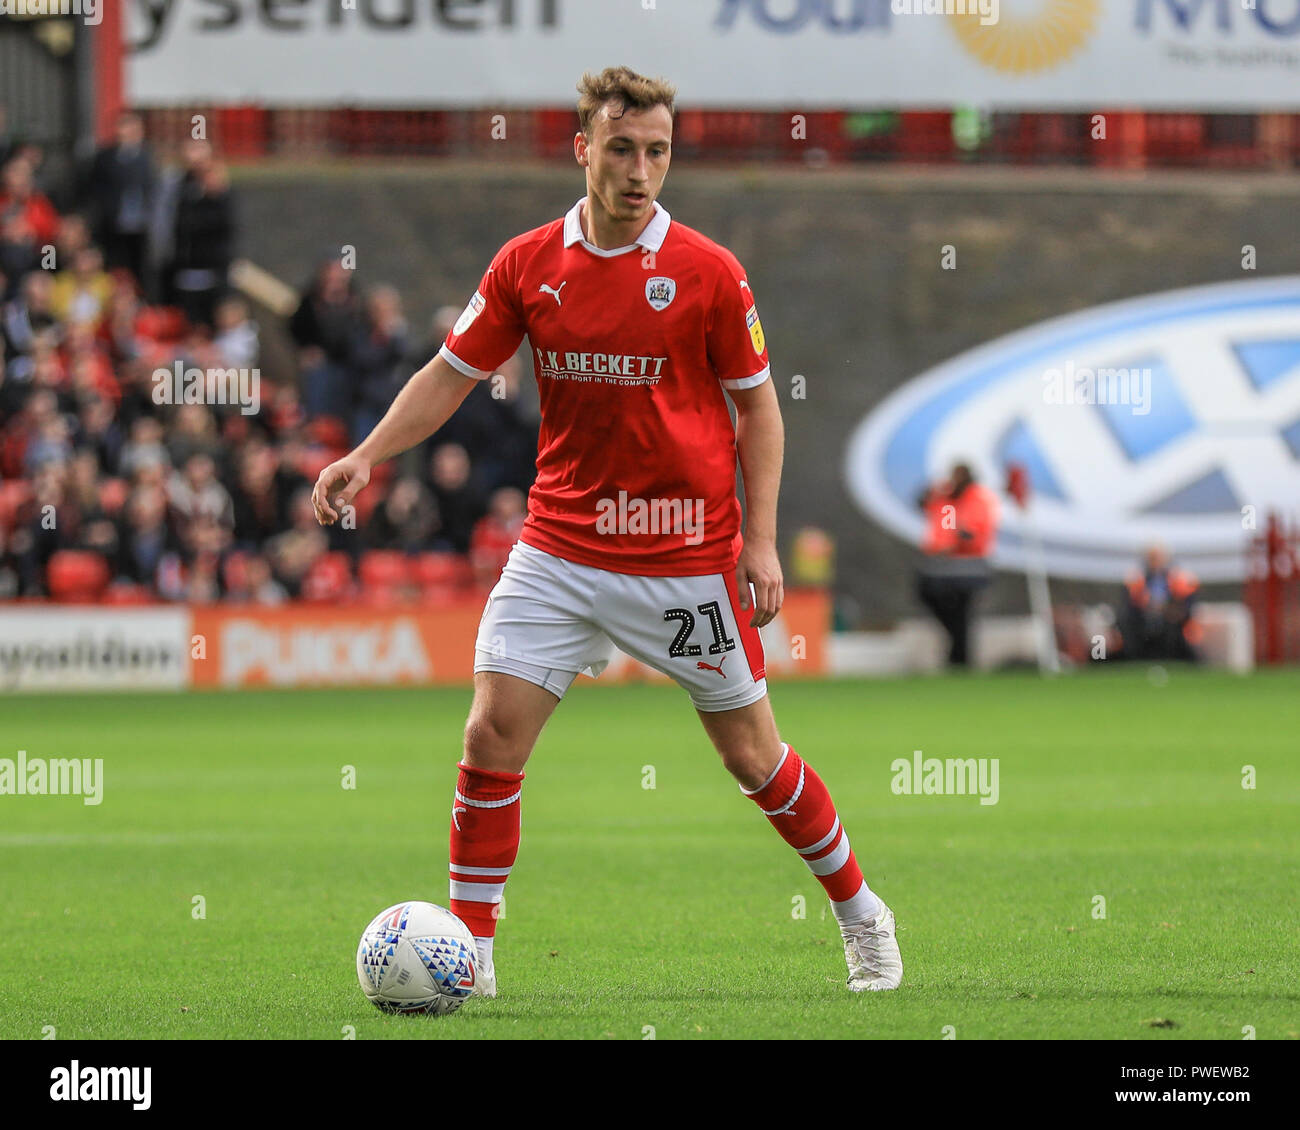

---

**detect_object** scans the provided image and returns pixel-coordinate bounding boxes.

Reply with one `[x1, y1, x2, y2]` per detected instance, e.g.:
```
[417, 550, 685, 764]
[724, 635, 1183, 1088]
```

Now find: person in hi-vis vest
[1118, 544, 1201, 661]
[916, 463, 1000, 668]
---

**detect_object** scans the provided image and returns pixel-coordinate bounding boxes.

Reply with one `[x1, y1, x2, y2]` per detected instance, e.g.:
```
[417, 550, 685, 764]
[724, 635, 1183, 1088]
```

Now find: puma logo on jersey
[539, 281, 567, 305]
[697, 656, 728, 678]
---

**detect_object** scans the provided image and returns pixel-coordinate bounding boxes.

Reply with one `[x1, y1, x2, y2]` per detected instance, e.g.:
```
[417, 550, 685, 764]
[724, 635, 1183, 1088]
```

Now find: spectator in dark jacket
[0, 348, 21, 419]
[75, 394, 124, 474]
[367, 476, 443, 553]
[289, 257, 361, 422]
[11, 461, 72, 594]
[264, 486, 328, 597]
[433, 351, 538, 493]
[428, 442, 487, 555]
[229, 438, 305, 550]
[86, 111, 156, 288]
[0, 103, 13, 171]
[2, 271, 58, 367]
[67, 447, 119, 558]
[350, 285, 409, 445]
[0, 211, 39, 300]
[165, 141, 235, 330]
[115, 481, 179, 588]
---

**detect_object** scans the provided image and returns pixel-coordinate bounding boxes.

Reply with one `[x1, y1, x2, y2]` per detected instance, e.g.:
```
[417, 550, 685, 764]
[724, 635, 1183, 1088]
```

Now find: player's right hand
[312, 454, 372, 526]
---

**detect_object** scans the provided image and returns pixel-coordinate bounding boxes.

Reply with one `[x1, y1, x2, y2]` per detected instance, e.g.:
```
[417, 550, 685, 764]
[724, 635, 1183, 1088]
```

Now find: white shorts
[474, 540, 768, 712]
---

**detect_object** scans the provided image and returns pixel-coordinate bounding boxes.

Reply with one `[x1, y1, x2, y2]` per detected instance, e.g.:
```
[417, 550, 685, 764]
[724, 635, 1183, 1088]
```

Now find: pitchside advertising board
[0, 608, 189, 692]
[0, 592, 829, 691]
[125, 0, 1300, 109]
[846, 276, 1300, 583]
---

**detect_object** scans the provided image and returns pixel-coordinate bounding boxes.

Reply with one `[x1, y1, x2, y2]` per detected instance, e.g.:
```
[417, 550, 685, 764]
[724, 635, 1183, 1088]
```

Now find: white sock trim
[450, 880, 505, 902]
[759, 761, 804, 816]
[455, 788, 521, 809]
[449, 863, 513, 877]
[798, 816, 842, 857]
[805, 832, 851, 876]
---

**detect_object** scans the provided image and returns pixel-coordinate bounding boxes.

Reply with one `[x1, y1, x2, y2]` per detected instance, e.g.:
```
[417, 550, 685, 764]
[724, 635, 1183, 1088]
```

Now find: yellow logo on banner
[746, 305, 765, 356]
[948, 0, 1099, 75]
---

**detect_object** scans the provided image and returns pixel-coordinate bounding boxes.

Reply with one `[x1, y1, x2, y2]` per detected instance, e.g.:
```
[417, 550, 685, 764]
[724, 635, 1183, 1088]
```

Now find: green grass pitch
[1, 668, 1296, 1040]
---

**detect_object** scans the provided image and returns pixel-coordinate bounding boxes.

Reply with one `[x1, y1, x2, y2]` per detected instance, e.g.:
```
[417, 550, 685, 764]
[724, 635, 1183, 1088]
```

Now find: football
[356, 901, 478, 1015]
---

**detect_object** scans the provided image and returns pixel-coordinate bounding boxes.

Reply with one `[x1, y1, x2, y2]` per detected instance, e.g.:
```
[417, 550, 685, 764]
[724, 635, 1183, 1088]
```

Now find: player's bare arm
[311, 353, 478, 525]
[730, 377, 785, 628]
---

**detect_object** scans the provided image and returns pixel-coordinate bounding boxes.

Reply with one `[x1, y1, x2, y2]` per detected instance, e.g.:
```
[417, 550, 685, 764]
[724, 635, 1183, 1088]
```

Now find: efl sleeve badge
[745, 304, 765, 356]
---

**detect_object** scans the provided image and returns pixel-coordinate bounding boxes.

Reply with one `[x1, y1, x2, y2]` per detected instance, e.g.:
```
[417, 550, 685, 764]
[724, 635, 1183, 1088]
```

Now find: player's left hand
[736, 539, 783, 629]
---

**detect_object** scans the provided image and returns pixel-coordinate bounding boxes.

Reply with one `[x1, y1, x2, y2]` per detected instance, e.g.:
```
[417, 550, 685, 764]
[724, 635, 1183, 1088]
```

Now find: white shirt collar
[563, 196, 671, 257]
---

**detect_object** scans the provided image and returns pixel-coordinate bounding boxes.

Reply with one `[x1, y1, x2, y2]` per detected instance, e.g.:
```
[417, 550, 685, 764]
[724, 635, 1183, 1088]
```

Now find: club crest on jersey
[645, 276, 676, 311]
[453, 290, 485, 336]
[745, 304, 765, 355]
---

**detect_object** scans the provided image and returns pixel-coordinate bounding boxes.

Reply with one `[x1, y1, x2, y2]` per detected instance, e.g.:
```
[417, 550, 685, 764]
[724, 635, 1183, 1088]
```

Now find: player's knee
[462, 713, 505, 759]
[718, 744, 777, 792]
[462, 712, 528, 772]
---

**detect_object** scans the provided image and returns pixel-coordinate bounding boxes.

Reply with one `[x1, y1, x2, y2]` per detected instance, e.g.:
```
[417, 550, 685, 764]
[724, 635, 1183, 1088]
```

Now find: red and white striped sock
[742, 743, 882, 926]
[449, 761, 523, 966]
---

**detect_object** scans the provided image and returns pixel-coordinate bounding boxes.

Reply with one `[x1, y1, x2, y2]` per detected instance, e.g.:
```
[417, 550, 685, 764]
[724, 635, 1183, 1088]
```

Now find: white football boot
[472, 958, 497, 999]
[841, 903, 903, 991]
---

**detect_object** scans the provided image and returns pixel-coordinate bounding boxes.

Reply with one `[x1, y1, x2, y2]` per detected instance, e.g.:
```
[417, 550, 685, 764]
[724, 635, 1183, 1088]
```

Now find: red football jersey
[439, 197, 771, 576]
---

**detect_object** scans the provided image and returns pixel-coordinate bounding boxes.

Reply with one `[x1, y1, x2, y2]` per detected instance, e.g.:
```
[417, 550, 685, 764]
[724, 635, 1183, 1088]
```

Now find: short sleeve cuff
[720, 365, 771, 391]
[438, 344, 493, 380]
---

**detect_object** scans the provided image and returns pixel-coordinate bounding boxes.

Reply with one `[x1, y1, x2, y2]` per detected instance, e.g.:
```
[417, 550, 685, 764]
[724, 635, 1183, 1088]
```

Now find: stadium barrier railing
[137, 108, 1300, 170]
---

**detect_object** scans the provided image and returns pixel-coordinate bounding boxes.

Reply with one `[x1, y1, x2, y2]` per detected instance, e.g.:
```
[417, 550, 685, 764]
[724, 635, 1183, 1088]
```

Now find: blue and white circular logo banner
[845, 276, 1300, 581]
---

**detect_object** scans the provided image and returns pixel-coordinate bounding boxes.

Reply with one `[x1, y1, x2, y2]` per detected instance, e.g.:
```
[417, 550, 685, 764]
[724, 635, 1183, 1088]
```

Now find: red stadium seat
[351, 486, 382, 528]
[305, 417, 350, 450]
[414, 552, 472, 588]
[416, 553, 473, 605]
[46, 551, 111, 602]
[300, 552, 354, 603]
[296, 447, 344, 483]
[135, 305, 188, 344]
[359, 550, 412, 590]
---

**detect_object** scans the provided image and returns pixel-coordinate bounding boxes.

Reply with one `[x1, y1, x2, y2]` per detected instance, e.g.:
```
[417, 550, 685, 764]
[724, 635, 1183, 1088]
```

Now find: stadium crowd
[0, 111, 538, 605]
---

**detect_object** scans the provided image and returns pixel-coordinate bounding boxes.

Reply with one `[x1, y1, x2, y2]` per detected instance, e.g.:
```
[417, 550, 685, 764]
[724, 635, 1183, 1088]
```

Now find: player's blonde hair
[576, 67, 677, 137]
